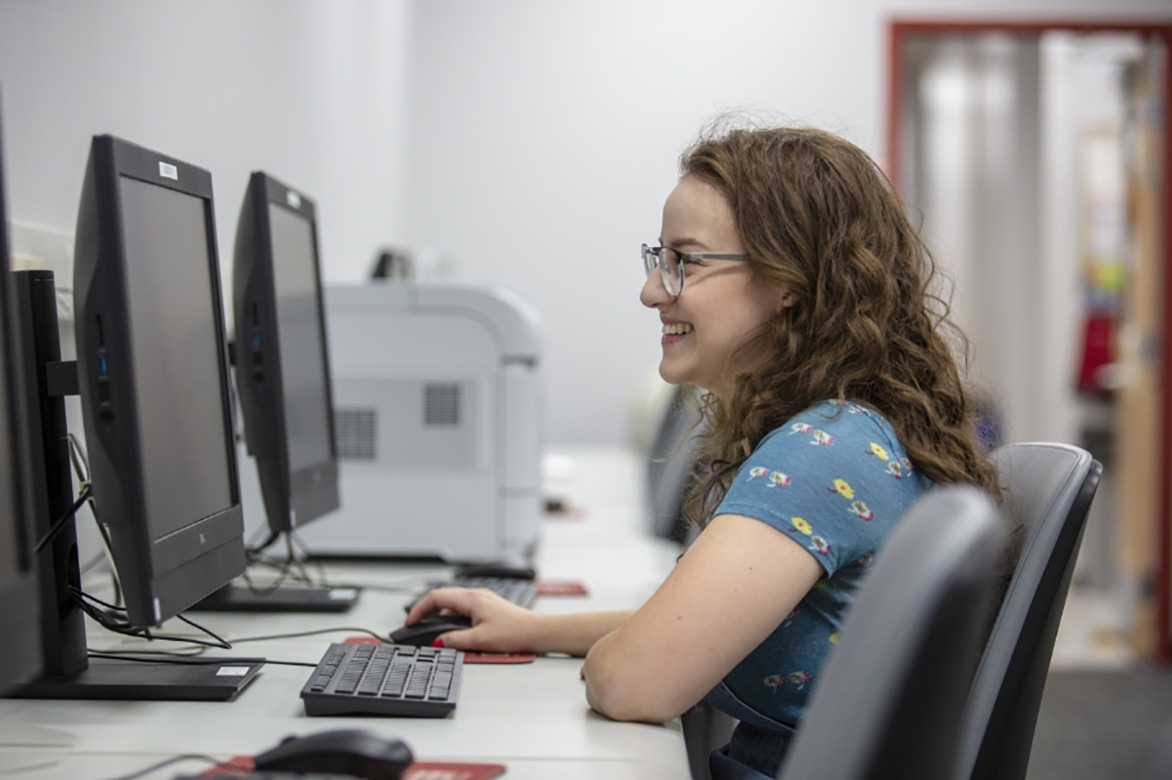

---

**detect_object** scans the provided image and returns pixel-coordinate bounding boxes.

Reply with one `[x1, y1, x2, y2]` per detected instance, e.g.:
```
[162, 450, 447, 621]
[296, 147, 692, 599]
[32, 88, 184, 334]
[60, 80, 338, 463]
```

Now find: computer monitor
[233, 171, 339, 537]
[0, 91, 43, 693]
[187, 172, 351, 613]
[73, 135, 247, 625]
[8, 134, 262, 700]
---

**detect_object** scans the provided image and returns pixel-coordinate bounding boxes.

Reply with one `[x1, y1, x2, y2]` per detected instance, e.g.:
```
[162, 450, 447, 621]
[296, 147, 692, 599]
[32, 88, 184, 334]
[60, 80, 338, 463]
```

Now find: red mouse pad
[535, 579, 588, 596]
[203, 757, 505, 779]
[344, 635, 535, 663]
[463, 652, 536, 664]
[405, 762, 507, 779]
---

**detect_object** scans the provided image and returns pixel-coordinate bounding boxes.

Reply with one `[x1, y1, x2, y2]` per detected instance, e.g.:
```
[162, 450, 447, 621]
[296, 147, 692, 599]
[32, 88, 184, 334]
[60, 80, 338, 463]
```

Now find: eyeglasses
[641, 244, 749, 296]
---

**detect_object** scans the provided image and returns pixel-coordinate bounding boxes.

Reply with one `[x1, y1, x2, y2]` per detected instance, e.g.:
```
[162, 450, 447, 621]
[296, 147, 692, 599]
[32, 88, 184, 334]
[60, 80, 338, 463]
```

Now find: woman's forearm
[530, 610, 635, 656]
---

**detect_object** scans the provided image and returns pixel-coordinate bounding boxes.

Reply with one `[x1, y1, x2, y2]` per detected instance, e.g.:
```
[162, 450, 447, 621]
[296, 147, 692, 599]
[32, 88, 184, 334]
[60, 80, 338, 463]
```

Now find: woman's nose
[640, 270, 670, 308]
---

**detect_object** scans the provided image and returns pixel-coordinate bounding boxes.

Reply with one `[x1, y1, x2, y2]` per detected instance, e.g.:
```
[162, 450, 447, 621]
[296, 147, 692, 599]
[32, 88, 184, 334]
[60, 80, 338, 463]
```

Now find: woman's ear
[778, 290, 798, 309]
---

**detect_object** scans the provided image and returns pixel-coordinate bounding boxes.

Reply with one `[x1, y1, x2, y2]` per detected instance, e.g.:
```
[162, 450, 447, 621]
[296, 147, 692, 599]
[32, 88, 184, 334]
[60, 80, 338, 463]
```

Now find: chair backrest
[645, 384, 705, 542]
[955, 442, 1102, 780]
[779, 485, 1004, 780]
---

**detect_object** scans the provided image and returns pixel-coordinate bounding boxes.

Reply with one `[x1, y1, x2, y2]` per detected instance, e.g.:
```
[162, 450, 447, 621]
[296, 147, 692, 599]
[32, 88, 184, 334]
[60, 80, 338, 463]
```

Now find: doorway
[889, 20, 1171, 663]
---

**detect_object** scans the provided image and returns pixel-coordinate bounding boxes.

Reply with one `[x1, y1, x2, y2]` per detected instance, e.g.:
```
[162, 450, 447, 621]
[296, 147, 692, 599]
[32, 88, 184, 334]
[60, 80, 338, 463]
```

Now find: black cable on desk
[227, 626, 390, 644]
[72, 588, 233, 650]
[88, 652, 317, 669]
[98, 753, 244, 780]
[313, 579, 428, 593]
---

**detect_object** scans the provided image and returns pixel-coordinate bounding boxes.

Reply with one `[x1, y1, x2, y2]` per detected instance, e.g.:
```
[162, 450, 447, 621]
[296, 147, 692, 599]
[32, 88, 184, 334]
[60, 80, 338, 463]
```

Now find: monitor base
[10, 656, 264, 701]
[187, 582, 360, 613]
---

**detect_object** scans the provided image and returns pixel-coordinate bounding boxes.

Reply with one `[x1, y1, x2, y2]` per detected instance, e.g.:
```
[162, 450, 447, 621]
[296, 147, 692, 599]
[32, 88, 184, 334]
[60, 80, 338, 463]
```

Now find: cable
[62, 437, 125, 604]
[87, 652, 250, 666]
[246, 527, 281, 555]
[238, 529, 332, 595]
[239, 558, 293, 598]
[288, 530, 329, 583]
[98, 753, 247, 780]
[66, 432, 90, 483]
[87, 652, 316, 670]
[33, 484, 93, 554]
[246, 554, 315, 585]
[71, 588, 232, 650]
[90, 645, 209, 659]
[227, 626, 389, 644]
[306, 579, 423, 594]
[92, 518, 123, 607]
[174, 612, 232, 649]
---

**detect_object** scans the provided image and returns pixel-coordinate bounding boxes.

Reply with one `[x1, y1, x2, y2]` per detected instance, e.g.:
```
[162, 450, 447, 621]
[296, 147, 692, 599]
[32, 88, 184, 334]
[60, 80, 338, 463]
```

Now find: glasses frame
[641, 243, 749, 296]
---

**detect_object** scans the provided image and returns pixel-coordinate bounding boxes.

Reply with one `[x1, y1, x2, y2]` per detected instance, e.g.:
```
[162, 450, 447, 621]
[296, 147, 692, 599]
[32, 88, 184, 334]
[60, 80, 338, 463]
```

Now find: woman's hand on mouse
[403, 587, 542, 654]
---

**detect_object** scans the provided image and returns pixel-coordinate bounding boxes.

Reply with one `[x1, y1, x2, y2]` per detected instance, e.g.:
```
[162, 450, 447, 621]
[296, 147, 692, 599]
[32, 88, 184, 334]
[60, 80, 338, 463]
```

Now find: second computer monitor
[233, 171, 339, 536]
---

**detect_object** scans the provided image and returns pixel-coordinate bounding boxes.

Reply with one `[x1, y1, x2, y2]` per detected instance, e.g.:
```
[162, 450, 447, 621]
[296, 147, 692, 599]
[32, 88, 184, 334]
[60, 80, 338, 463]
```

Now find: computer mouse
[253, 728, 413, 780]
[390, 613, 474, 647]
[452, 559, 537, 580]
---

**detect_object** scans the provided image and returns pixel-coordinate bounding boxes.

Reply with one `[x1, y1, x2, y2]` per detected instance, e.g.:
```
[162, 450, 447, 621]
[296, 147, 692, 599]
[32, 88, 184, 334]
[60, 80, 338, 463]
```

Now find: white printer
[293, 280, 544, 561]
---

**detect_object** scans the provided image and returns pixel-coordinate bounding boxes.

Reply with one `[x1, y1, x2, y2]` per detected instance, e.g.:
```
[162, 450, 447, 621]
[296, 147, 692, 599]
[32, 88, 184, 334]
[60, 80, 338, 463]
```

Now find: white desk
[0, 446, 692, 780]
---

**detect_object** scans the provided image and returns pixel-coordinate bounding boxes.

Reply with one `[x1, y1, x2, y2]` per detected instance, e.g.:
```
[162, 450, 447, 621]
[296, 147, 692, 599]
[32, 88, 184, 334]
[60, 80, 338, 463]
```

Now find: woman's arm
[582, 513, 823, 723]
[403, 586, 634, 656]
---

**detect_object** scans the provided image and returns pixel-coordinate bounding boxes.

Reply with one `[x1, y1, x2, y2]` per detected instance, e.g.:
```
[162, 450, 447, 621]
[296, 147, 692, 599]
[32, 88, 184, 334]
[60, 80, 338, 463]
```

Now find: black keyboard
[405, 575, 538, 611]
[301, 642, 462, 718]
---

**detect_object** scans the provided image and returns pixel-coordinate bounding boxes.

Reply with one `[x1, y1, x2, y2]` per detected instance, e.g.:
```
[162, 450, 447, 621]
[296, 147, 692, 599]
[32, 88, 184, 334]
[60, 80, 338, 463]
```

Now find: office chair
[643, 385, 736, 780]
[645, 384, 706, 543]
[954, 442, 1102, 780]
[777, 485, 1004, 780]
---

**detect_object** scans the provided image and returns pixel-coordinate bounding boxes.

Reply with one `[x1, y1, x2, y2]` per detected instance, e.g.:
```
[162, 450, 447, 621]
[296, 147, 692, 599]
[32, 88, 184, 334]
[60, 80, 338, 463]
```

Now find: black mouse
[253, 728, 413, 780]
[452, 559, 537, 580]
[390, 613, 474, 647]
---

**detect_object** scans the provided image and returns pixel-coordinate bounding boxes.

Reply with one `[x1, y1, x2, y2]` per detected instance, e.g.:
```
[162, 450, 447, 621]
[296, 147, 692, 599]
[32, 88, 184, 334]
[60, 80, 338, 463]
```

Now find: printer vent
[335, 407, 378, 460]
[424, 383, 461, 426]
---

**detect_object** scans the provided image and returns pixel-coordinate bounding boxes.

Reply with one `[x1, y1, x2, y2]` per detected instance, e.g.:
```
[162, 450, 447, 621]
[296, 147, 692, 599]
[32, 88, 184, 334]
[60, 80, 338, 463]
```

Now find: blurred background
[0, 4, 1169, 772]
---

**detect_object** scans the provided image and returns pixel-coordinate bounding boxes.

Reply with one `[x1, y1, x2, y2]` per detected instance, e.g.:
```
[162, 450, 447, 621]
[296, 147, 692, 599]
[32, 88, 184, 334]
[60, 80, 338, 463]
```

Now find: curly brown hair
[678, 123, 1002, 527]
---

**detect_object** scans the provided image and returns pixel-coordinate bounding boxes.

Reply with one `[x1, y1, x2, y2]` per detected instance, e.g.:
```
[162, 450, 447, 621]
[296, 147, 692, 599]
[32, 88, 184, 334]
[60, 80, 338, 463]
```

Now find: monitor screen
[0, 90, 42, 692]
[268, 202, 333, 475]
[233, 172, 339, 536]
[73, 135, 245, 627]
[119, 177, 235, 540]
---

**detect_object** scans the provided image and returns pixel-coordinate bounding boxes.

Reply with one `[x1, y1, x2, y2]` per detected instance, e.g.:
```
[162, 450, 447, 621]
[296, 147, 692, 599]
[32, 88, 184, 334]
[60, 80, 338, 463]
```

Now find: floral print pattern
[710, 399, 933, 728]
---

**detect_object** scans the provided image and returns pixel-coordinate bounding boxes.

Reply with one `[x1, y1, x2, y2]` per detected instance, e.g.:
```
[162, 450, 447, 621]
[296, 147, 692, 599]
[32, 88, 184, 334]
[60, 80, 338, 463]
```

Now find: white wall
[403, 0, 1172, 445]
[2, 0, 1169, 446]
[0, 0, 414, 320]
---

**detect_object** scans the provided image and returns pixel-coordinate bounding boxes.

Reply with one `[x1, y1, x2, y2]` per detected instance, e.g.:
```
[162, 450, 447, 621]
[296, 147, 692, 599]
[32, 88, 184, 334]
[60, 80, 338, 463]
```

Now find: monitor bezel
[233, 171, 339, 535]
[73, 134, 245, 627]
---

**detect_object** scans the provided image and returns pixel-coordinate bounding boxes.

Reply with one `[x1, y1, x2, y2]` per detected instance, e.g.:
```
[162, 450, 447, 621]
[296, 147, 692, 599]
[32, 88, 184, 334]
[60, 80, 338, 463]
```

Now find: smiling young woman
[404, 121, 1004, 780]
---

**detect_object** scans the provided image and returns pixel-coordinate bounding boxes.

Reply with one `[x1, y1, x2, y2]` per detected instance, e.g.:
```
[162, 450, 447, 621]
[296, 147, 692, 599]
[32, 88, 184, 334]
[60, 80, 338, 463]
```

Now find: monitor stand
[187, 582, 360, 613]
[12, 656, 264, 702]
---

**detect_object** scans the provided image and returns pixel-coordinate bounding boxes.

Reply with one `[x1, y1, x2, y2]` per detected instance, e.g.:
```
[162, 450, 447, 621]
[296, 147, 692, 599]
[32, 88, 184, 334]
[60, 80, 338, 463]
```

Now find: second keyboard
[404, 575, 538, 611]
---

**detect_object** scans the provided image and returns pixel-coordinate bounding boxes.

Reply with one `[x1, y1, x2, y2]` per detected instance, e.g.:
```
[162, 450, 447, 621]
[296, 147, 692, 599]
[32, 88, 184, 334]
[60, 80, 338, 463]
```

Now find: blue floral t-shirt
[711, 399, 932, 727]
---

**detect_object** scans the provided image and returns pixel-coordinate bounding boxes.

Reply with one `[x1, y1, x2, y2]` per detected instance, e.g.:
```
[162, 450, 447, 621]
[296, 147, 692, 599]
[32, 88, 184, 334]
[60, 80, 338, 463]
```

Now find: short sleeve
[713, 401, 921, 577]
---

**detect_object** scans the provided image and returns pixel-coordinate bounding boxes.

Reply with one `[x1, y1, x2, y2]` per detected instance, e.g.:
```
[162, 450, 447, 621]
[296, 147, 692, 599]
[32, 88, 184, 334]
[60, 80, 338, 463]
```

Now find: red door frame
[887, 19, 1172, 663]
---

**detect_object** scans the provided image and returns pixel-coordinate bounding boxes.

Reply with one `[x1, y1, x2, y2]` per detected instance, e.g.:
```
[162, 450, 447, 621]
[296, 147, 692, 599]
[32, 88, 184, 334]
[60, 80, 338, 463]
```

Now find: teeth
[662, 322, 693, 336]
